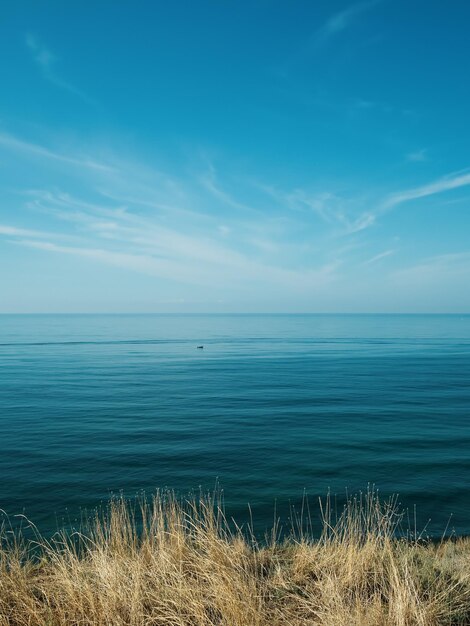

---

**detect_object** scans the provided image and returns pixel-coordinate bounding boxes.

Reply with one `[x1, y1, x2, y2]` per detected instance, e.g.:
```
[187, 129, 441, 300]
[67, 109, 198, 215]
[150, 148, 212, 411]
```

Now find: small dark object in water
[197, 345, 204, 349]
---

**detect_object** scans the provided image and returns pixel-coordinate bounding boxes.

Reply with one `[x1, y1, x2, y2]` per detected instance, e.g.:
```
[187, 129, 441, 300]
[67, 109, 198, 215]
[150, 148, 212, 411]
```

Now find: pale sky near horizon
[1, 1, 469, 313]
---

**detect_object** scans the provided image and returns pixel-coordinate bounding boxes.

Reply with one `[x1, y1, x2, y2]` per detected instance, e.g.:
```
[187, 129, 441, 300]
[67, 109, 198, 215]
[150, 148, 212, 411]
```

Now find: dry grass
[1, 490, 470, 626]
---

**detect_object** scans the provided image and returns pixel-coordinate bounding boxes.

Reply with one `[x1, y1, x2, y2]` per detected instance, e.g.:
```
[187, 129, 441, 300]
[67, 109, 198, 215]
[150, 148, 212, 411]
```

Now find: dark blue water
[1, 314, 469, 537]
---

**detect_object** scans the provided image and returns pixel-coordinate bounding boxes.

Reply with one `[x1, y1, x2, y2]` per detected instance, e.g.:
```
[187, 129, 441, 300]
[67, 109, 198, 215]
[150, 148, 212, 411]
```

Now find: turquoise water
[1, 314, 469, 536]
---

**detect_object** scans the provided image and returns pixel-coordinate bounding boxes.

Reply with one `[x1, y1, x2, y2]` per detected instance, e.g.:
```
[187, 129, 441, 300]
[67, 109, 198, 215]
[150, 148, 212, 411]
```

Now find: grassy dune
[1, 491, 469, 626]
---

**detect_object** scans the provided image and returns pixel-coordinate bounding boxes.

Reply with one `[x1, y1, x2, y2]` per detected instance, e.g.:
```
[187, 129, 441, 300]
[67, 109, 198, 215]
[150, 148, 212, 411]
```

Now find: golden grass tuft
[1, 490, 470, 625]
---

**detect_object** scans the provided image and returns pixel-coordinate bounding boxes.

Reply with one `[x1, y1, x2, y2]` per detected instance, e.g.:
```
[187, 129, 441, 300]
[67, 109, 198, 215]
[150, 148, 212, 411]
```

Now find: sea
[1, 314, 469, 537]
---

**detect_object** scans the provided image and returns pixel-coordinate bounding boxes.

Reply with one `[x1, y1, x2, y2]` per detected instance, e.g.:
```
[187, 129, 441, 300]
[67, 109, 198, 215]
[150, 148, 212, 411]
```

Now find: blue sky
[1, 0, 470, 313]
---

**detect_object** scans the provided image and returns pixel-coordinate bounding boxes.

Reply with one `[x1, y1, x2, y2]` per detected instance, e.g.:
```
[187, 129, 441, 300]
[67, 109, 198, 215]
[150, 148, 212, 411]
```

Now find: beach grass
[1, 490, 470, 625]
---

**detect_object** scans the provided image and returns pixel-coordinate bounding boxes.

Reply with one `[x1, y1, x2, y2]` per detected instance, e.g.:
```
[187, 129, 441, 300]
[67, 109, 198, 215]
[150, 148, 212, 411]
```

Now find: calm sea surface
[1, 314, 469, 537]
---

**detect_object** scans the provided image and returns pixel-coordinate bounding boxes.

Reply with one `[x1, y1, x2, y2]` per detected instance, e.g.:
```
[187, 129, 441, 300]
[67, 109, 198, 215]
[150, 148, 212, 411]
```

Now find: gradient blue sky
[1, 0, 469, 312]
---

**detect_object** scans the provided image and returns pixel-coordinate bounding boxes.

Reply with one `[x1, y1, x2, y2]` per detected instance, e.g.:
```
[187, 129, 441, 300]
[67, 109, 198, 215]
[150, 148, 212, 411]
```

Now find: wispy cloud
[18, 239, 215, 286]
[362, 249, 395, 265]
[0, 126, 345, 296]
[256, 165, 470, 241]
[392, 252, 470, 285]
[2, 130, 470, 307]
[0, 224, 53, 239]
[25, 34, 55, 69]
[406, 148, 428, 162]
[14, 226, 337, 293]
[24, 185, 241, 264]
[0, 133, 114, 172]
[199, 164, 261, 215]
[25, 34, 95, 105]
[383, 169, 470, 210]
[276, 0, 382, 76]
[259, 185, 375, 234]
[313, 0, 381, 47]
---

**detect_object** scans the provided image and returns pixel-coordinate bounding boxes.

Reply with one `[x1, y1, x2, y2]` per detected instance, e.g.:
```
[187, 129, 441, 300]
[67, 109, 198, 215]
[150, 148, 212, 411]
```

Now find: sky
[1, 0, 470, 313]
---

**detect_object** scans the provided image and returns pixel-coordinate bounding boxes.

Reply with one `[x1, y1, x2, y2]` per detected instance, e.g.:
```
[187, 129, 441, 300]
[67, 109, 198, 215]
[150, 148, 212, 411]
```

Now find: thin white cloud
[278, 0, 381, 74]
[25, 188, 304, 282]
[15, 235, 338, 294]
[260, 185, 375, 235]
[256, 165, 470, 240]
[392, 252, 470, 285]
[313, 0, 381, 46]
[25, 34, 55, 69]
[0, 133, 114, 172]
[346, 213, 375, 233]
[3, 130, 470, 305]
[18, 239, 206, 284]
[383, 170, 470, 210]
[406, 148, 427, 162]
[362, 249, 395, 266]
[199, 164, 260, 215]
[0, 224, 50, 238]
[0, 148, 341, 293]
[25, 34, 95, 105]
